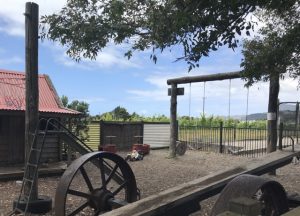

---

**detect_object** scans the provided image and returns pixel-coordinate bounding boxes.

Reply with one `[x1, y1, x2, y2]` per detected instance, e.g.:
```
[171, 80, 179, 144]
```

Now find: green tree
[61, 95, 90, 141]
[99, 106, 130, 121]
[130, 112, 142, 121]
[41, 0, 297, 70]
[241, 5, 299, 154]
[111, 106, 130, 121]
[99, 112, 114, 121]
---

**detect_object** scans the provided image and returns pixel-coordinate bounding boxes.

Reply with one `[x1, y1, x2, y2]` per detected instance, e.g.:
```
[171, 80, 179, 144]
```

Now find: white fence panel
[143, 123, 170, 148]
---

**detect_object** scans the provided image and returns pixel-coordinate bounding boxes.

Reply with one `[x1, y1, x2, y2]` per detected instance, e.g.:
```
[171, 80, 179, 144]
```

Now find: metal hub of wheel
[88, 188, 114, 211]
[55, 152, 138, 216]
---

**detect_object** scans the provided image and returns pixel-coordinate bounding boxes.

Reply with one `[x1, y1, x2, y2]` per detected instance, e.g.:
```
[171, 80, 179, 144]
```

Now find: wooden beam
[167, 71, 242, 85]
[24, 2, 39, 200]
[102, 147, 300, 216]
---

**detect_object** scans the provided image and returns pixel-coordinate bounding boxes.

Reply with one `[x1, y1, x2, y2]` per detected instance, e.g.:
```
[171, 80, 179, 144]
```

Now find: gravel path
[0, 149, 299, 215]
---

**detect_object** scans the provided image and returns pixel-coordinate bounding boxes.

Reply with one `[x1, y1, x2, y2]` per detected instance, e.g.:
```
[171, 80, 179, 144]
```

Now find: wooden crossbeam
[102, 146, 300, 216]
[167, 71, 241, 85]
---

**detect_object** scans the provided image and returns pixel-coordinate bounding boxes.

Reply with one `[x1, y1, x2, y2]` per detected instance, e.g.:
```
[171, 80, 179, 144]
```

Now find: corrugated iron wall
[85, 121, 100, 150]
[143, 123, 170, 148]
[85, 121, 170, 150]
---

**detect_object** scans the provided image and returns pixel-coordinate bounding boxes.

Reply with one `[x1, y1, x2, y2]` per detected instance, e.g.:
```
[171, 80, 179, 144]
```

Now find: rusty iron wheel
[211, 174, 289, 216]
[55, 152, 138, 216]
[176, 141, 187, 156]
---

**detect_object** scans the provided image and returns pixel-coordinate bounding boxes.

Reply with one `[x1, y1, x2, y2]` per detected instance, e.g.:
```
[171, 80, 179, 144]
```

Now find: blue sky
[0, 0, 299, 117]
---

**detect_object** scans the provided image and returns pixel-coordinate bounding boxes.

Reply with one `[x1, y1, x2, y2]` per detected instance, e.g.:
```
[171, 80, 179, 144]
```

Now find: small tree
[61, 95, 90, 141]
[241, 6, 300, 154]
[111, 106, 130, 121]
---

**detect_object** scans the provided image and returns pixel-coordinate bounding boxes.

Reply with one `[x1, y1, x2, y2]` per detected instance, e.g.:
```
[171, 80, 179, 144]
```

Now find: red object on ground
[132, 144, 150, 155]
[98, 144, 117, 153]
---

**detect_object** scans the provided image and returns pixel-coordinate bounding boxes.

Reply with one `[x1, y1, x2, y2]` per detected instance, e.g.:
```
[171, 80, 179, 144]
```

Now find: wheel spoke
[113, 181, 127, 196]
[68, 189, 90, 199]
[103, 160, 125, 183]
[80, 166, 94, 192]
[98, 157, 107, 189]
[105, 164, 119, 185]
[68, 201, 89, 216]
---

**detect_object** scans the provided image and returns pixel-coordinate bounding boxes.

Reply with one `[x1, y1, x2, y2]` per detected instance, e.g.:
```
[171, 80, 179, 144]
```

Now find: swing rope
[202, 81, 206, 116]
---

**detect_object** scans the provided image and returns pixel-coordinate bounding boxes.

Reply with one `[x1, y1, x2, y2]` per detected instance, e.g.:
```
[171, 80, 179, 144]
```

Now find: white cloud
[0, 0, 67, 37]
[127, 89, 168, 102]
[0, 56, 23, 65]
[87, 47, 141, 69]
[42, 41, 141, 70]
[279, 78, 300, 102]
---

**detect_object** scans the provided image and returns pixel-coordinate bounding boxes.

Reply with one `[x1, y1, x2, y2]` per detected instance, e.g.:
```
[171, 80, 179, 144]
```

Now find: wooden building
[0, 69, 80, 165]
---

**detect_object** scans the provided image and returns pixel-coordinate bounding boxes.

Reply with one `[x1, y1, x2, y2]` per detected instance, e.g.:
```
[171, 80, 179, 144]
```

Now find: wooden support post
[169, 83, 177, 158]
[24, 2, 39, 200]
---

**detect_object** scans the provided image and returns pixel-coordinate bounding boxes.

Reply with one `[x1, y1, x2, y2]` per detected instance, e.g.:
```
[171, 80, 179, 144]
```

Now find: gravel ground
[0, 149, 299, 215]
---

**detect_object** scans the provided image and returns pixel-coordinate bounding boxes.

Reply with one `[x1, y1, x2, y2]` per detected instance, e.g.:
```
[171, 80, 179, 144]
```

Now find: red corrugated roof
[0, 69, 80, 115]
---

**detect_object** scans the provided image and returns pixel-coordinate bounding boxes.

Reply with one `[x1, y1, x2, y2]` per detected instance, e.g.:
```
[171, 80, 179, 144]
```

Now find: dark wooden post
[169, 83, 177, 158]
[24, 2, 39, 200]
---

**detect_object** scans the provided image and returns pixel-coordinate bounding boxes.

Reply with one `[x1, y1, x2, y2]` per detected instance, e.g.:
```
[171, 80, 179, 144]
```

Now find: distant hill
[246, 113, 267, 120]
[231, 107, 297, 122]
[279, 104, 296, 111]
[230, 104, 298, 121]
[230, 113, 267, 121]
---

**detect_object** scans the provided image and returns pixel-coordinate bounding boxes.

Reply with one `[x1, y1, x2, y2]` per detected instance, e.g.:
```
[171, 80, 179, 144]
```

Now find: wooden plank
[102, 147, 300, 216]
[168, 88, 184, 96]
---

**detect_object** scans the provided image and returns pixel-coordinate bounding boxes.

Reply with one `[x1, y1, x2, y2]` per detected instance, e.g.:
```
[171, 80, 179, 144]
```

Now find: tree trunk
[267, 72, 280, 175]
[267, 72, 280, 153]
[169, 84, 177, 158]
